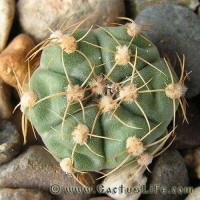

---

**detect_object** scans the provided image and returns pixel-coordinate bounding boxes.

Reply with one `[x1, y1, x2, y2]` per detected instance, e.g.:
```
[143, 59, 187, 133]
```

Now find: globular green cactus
[19, 17, 187, 185]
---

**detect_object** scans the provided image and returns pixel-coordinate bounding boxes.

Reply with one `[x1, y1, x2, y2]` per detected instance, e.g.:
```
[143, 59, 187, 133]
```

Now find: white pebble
[185, 187, 200, 200]
[102, 165, 147, 200]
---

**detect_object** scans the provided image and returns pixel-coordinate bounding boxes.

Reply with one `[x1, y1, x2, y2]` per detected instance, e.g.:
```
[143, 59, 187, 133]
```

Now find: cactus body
[25, 24, 179, 172]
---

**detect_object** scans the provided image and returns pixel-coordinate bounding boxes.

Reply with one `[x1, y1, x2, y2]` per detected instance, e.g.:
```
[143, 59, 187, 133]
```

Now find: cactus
[16, 17, 188, 186]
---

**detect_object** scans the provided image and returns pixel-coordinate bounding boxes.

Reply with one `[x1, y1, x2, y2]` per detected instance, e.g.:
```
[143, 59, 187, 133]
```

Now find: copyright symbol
[50, 184, 61, 195]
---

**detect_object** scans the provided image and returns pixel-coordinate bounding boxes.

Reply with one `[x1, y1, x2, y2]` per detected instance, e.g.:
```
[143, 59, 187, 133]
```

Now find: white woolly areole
[89, 76, 105, 95]
[60, 158, 73, 174]
[59, 35, 77, 54]
[72, 124, 89, 145]
[115, 45, 131, 66]
[119, 85, 138, 101]
[102, 165, 147, 200]
[99, 96, 116, 113]
[66, 85, 85, 102]
[165, 83, 187, 99]
[20, 91, 37, 112]
[49, 30, 63, 41]
[137, 152, 153, 167]
[126, 136, 145, 156]
[127, 23, 142, 37]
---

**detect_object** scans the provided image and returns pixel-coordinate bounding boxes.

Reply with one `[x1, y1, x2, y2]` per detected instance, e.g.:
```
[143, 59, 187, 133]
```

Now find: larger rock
[135, 4, 200, 97]
[133, 0, 199, 15]
[0, 145, 97, 200]
[146, 149, 189, 200]
[17, 0, 125, 42]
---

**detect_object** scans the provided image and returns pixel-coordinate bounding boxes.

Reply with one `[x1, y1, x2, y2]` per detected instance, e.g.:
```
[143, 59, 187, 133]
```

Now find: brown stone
[0, 34, 39, 89]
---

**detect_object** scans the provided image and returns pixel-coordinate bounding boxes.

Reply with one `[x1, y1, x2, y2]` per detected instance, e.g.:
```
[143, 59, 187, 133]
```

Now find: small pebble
[0, 0, 15, 51]
[0, 120, 22, 165]
[0, 145, 97, 200]
[146, 149, 189, 200]
[17, 0, 125, 42]
[135, 4, 200, 97]
[102, 165, 147, 200]
[0, 78, 12, 120]
[0, 188, 52, 200]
